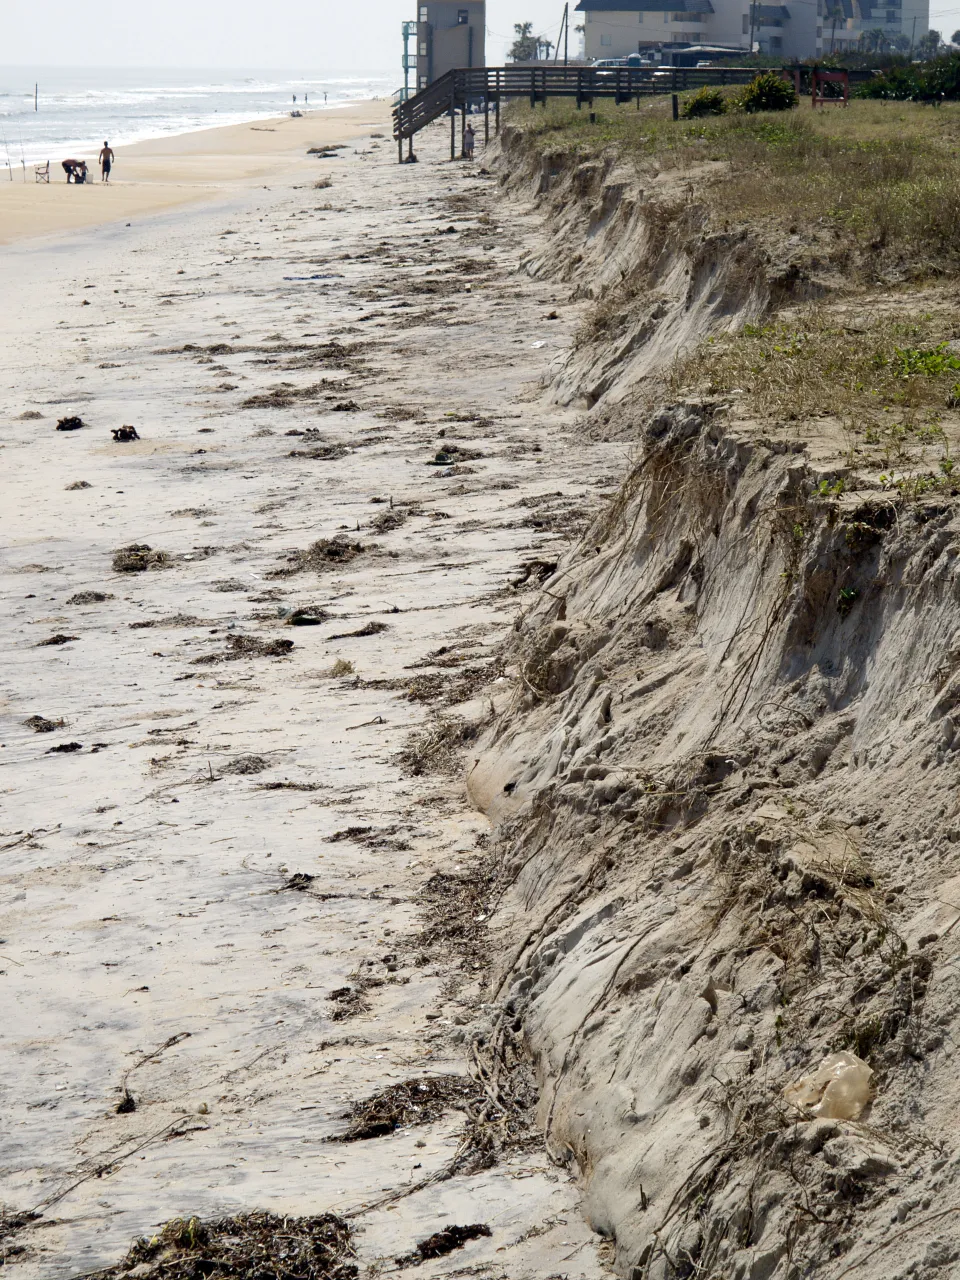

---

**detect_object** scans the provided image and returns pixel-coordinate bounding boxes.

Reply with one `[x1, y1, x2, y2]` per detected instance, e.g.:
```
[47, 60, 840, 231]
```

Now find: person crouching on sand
[99, 141, 114, 182]
[463, 123, 475, 160]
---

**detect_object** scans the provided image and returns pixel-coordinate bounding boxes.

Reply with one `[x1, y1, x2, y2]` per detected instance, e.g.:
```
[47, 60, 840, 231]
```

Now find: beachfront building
[575, 0, 926, 58]
[416, 1, 486, 88]
[823, 0, 928, 54]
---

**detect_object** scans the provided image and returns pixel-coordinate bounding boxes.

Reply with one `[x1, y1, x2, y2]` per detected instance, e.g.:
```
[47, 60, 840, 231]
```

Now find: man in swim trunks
[99, 141, 114, 183]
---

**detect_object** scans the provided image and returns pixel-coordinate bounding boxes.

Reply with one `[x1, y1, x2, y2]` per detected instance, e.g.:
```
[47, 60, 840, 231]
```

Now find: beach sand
[0, 108, 617, 1278]
[0, 101, 393, 246]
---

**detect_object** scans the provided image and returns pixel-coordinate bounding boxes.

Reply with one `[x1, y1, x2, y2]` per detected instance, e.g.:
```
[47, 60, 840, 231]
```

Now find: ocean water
[0, 67, 395, 167]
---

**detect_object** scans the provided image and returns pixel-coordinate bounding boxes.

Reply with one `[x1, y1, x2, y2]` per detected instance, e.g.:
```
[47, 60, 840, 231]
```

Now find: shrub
[733, 71, 798, 113]
[681, 86, 727, 118]
[856, 52, 960, 101]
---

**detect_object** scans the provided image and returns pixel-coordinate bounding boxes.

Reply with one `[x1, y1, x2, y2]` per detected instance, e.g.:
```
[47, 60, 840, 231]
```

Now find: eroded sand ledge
[0, 120, 617, 1278]
[468, 127, 960, 1280]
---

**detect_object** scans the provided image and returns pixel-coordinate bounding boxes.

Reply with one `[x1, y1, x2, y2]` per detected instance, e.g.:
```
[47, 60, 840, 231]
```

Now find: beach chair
[34, 160, 50, 183]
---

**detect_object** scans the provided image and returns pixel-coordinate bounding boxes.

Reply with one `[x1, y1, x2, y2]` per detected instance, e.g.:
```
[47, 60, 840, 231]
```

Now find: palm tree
[825, 2, 844, 52]
[861, 27, 889, 52]
[509, 22, 541, 61]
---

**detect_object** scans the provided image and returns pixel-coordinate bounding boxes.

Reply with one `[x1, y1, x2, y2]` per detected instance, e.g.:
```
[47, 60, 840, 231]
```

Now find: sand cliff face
[472, 128, 960, 1279]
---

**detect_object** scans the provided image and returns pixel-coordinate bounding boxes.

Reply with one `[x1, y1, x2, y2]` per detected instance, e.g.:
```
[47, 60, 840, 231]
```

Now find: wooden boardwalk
[393, 64, 765, 160]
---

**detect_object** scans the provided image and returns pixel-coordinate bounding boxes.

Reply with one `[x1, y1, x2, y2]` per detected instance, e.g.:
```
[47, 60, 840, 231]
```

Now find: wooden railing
[392, 64, 768, 154]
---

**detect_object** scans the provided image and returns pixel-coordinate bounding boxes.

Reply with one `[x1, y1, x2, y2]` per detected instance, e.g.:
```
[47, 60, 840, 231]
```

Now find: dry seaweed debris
[1, 1208, 39, 1264]
[24, 715, 65, 733]
[129, 614, 205, 630]
[256, 780, 323, 792]
[67, 591, 113, 605]
[271, 536, 370, 577]
[288, 444, 350, 461]
[192, 635, 294, 664]
[77, 1211, 356, 1280]
[36, 634, 78, 647]
[396, 717, 478, 776]
[221, 754, 271, 775]
[332, 1076, 483, 1142]
[406, 660, 505, 707]
[370, 508, 408, 533]
[112, 544, 170, 573]
[328, 620, 388, 640]
[328, 983, 374, 1021]
[396, 1224, 492, 1266]
[241, 381, 335, 409]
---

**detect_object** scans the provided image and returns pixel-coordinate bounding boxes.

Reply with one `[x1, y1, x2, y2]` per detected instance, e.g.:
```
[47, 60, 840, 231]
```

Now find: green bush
[856, 51, 960, 101]
[681, 86, 727, 118]
[733, 71, 798, 113]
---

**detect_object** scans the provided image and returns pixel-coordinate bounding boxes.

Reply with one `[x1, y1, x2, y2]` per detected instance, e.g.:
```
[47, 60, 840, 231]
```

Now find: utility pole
[35, 83, 38, 112]
[554, 4, 569, 64]
[910, 14, 917, 54]
[748, 1, 756, 54]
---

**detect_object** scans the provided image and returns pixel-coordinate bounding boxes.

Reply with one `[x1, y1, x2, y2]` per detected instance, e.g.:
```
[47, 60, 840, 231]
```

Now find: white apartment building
[576, 0, 927, 59]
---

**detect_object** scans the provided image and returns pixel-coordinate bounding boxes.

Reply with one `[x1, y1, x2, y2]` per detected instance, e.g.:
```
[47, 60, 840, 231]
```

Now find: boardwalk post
[495, 93, 501, 133]
[484, 94, 490, 144]
[450, 90, 456, 160]
[408, 134, 414, 161]
[398, 134, 403, 163]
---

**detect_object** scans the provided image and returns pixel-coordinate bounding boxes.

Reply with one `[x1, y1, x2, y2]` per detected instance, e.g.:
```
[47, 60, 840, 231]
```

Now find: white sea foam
[0, 67, 395, 166]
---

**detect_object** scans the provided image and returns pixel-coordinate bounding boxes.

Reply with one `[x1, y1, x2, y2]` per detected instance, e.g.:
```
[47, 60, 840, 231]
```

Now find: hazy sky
[4, 0, 573, 69]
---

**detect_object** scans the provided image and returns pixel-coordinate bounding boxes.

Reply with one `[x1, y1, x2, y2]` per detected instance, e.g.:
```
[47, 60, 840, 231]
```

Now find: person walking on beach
[463, 123, 476, 160]
[99, 141, 114, 182]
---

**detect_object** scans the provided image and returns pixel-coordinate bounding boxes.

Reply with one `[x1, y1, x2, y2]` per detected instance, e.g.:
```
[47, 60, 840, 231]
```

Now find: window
[419, 41, 427, 55]
[600, 32, 612, 44]
[419, 6, 428, 20]
[886, 10, 898, 20]
[458, 7, 468, 22]
[664, 13, 670, 21]
[743, 14, 749, 32]
[419, 74, 428, 87]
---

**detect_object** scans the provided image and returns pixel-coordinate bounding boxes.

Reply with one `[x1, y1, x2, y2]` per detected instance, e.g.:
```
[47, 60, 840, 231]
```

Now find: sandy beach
[0, 103, 616, 1278]
[0, 101, 393, 246]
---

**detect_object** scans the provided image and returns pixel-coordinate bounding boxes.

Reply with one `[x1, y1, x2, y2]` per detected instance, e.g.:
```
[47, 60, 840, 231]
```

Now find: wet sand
[0, 101, 393, 246]
[0, 116, 620, 1277]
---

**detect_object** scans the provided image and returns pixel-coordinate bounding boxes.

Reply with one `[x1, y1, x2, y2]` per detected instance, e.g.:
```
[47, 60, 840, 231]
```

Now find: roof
[752, 4, 790, 17]
[575, 0, 712, 11]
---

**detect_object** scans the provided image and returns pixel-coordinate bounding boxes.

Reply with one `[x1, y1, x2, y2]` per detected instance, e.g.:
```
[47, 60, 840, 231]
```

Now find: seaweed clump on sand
[24, 715, 66, 733]
[78, 1211, 357, 1280]
[191, 635, 294, 665]
[396, 1223, 492, 1266]
[67, 591, 114, 605]
[333, 1075, 483, 1141]
[112, 544, 170, 573]
[270, 536, 371, 577]
[396, 716, 478, 776]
